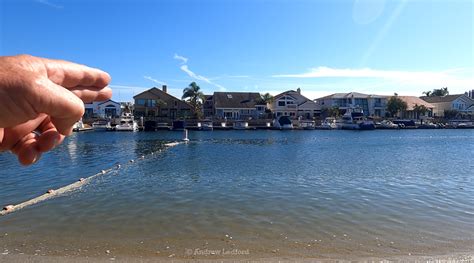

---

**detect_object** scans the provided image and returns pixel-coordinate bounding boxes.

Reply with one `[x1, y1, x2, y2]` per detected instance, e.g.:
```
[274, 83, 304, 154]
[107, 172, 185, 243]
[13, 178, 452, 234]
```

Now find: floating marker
[0, 141, 184, 217]
[3, 205, 13, 211]
[183, 129, 190, 142]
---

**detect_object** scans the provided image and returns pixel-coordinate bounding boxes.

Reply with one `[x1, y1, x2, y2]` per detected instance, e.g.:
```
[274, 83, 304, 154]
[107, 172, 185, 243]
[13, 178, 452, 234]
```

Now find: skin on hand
[0, 54, 112, 165]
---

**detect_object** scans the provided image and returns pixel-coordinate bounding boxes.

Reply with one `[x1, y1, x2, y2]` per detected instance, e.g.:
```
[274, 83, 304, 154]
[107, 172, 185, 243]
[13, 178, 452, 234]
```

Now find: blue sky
[1, 0, 473, 101]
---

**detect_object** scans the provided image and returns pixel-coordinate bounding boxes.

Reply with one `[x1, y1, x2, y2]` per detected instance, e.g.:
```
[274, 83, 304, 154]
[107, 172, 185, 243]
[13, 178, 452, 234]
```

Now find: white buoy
[183, 129, 190, 142]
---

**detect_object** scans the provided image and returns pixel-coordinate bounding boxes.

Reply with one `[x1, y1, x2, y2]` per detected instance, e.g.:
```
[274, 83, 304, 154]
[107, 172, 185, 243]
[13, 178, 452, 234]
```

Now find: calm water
[0, 130, 473, 259]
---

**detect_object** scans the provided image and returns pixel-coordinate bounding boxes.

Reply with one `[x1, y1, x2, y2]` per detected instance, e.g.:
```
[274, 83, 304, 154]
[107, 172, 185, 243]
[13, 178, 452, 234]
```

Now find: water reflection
[0, 130, 473, 259]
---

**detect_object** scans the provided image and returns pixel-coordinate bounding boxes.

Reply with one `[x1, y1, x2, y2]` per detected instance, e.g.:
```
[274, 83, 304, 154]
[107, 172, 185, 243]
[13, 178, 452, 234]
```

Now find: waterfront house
[84, 99, 122, 119]
[203, 95, 214, 118]
[396, 96, 434, 119]
[269, 89, 321, 119]
[315, 92, 387, 117]
[420, 94, 474, 117]
[133, 85, 192, 120]
[212, 92, 266, 120]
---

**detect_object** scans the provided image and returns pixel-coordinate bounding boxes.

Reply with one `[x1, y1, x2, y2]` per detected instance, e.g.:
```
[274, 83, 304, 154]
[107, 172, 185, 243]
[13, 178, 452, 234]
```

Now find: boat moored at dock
[233, 120, 249, 130]
[92, 119, 112, 131]
[273, 116, 293, 130]
[115, 113, 138, 131]
[318, 117, 337, 130]
[198, 120, 214, 131]
[337, 108, 375, 130]
[298, 120, 316, 130]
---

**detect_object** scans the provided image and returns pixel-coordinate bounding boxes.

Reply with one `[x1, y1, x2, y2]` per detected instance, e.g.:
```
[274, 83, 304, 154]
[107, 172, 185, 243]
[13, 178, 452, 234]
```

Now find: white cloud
[173, 54, 188, 64]
[35, 0, 63, 9]
[144, 76, 167, 86]
[180, 65, 226, 91]
[272, 66, 474, 89]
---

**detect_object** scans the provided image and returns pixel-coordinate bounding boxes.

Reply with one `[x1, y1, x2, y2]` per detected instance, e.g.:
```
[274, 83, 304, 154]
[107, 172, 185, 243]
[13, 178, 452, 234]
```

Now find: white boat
[92, 119, 111, 131]
[273, 116, 293, 130]
[156, 123, 171, 130]
[337, 107, 375, 130]
[73, 118, 93, 132]
[376, 120, 399, 129]
[115, 113, 138, 131]
[73, 119, 84, 131]
[233, 120, 249, 130]
[299, 120, 316, 130]
[318, 117, 337, 130]
[199, 120, 213, 131]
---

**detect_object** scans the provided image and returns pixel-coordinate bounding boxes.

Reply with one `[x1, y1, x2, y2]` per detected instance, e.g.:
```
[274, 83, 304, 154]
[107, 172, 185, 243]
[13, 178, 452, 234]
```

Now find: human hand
[0, 54, 112, 165]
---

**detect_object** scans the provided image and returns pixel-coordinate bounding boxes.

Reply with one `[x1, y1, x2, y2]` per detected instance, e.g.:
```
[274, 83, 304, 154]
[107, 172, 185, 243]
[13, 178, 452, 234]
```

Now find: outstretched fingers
[36, 116, 64, 153]
[70, 86, 113, 103]
[6, 116, 64, 165]
[11, 132, 41, 166]
[33, 78, 85, 136]
[44, 58, 111, 89]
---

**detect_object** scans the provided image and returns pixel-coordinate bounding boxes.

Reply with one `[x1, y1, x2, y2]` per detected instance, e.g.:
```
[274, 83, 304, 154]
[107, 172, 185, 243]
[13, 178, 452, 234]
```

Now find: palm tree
[182, 82, 205, 119]
[413, 104, 428, 124]
[424, 87, 449, 97]
[422, 91, 432, 97]
[260, 93, 274, 104]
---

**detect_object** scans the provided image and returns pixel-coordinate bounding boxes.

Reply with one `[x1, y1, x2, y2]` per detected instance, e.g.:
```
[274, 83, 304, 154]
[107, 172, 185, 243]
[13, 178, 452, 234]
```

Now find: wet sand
[1, 232, 473, 262]
[1, 253, 473, 263]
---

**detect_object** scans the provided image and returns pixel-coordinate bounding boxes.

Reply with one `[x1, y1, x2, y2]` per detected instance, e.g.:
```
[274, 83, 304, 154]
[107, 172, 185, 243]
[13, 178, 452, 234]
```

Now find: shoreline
[1, 252, 473, 262]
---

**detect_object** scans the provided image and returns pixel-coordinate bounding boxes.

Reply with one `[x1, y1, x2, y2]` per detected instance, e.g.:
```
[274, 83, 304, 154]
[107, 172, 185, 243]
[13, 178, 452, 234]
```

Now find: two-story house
[84, 99, 122, 119]
[133, 85, 192, 120]
[211, 92, 266, 120]
[420, 94, 474, 117]
[315, 92, 387, 117]
[269, 89, 320, 119]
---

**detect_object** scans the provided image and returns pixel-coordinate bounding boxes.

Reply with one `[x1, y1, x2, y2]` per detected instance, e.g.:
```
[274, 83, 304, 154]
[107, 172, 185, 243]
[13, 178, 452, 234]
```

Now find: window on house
[278, 100, 285, 106]
[136, 99, 145, 105]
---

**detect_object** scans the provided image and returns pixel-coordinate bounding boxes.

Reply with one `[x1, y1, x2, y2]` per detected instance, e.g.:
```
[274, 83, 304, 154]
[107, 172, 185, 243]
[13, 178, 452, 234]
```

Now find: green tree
[327, 106, 340, 118]
[444, 109, 459, 120]
[182, 82, 205, 119]
[386, 95, 408, 117]
[259, 93, 274, 104]
[155, 99, 167, 116]
[413, 104, 428, 119]
[423, 87, 449, 97]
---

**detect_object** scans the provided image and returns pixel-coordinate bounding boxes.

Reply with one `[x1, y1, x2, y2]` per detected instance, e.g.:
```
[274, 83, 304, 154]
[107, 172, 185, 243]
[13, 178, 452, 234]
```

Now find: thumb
[33, 78, 84, 135]
[0, 128, 3, 148]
